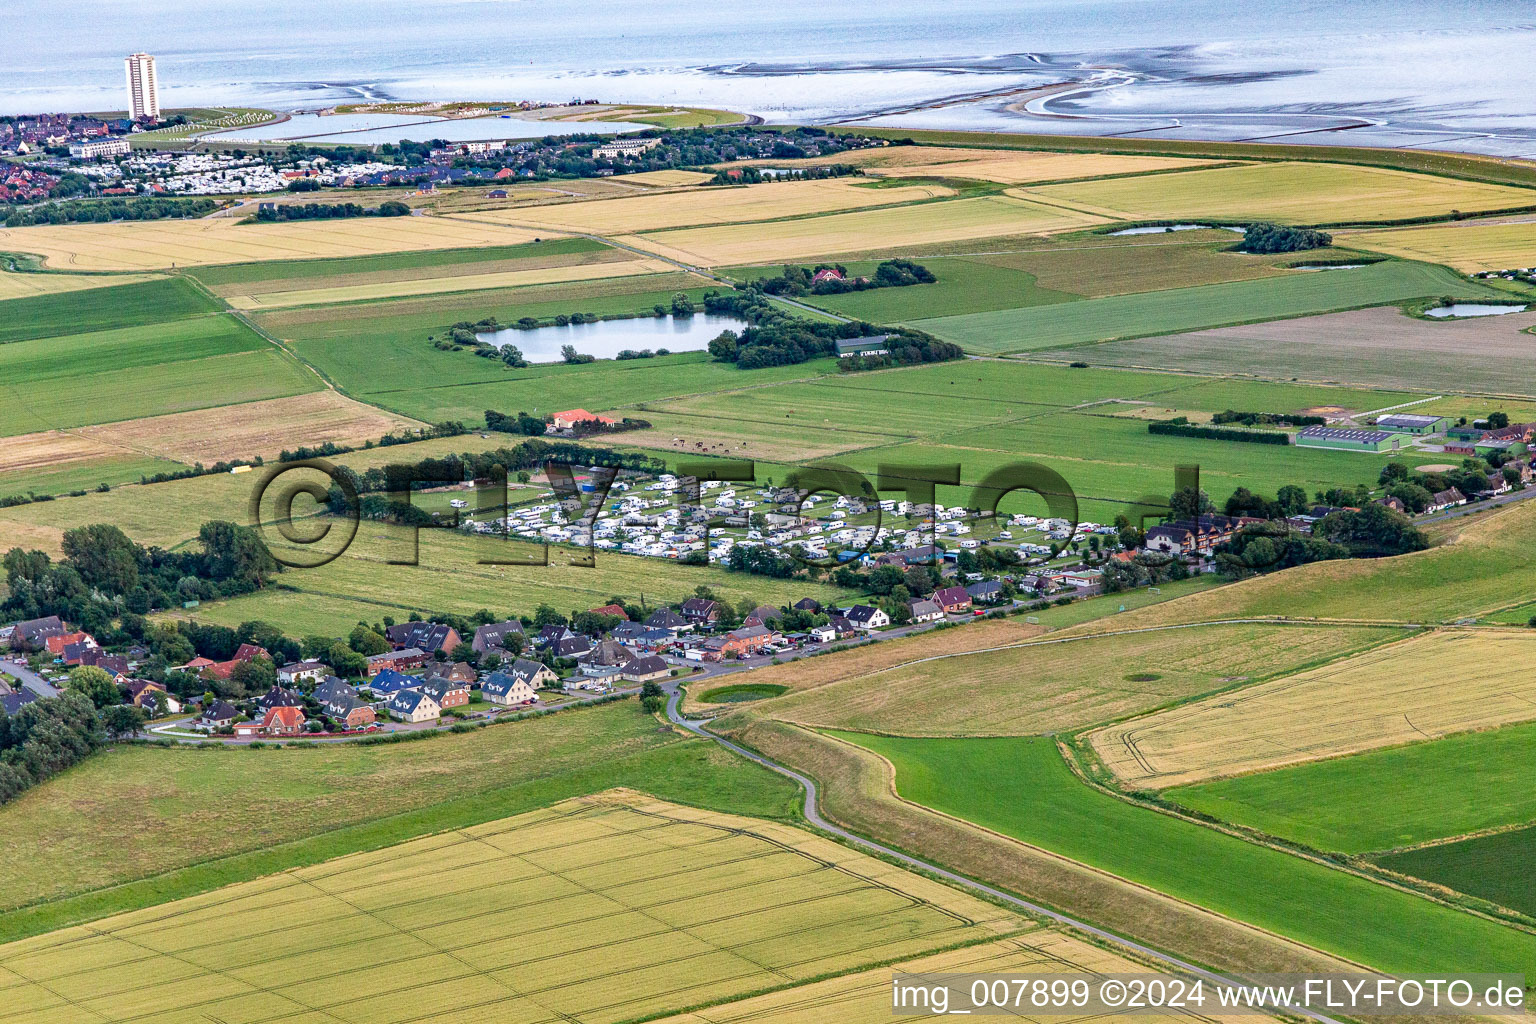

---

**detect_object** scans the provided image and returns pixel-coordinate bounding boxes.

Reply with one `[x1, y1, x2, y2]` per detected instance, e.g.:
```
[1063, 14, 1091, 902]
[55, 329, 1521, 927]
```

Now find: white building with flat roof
[125, 53, 160, 121]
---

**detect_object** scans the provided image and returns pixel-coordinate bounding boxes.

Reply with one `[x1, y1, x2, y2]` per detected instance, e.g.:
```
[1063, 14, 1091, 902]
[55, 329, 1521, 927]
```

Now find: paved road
[0, 660, 60, 698]
[1418, 484, 1536, 525]
[662, 687, 1347, 1024]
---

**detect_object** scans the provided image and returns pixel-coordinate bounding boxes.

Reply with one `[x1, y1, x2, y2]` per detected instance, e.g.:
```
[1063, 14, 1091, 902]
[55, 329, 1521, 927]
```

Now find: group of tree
[0, 692, 104, 806]
[2, 521, 279, 632]
[3, 196, 219, 228]
[1148, 417, 1292, 445]
[1236, 222, 1333, 253]
[708, 164, 858, 185]
[1210, 410, 1326, 428]
[253, 200, 410, 221]
[703, 293, 959, 372]
[754, 259, 935, 297]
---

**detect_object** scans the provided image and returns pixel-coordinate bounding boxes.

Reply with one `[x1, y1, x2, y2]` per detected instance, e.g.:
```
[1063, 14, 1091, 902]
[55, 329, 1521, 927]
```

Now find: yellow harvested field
[74, 391, 421, 463]
[0, 215, 553, 270]
[0, 430, 132, 478]
[623, 196, 1107, 266]
[0, 792, 1025, 1024]
[1023, 161, 1536, 225]
[1344, 219, 1536, 272]
[759, 623, 1400, 737]
[452, 178, 953, 234]
[224, 257, 678, 309]
[849, 146, 1225, 184]
[0, 270, 156, 300]
[619, 169, 716, 187]
[1090, 629, 1536, 789]
[656, 931, 1250, 1024]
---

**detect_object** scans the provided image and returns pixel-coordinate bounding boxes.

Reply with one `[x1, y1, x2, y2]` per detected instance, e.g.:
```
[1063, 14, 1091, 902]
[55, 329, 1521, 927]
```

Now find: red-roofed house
[235, 706, 306, 738]
[549, 409, 617, 431]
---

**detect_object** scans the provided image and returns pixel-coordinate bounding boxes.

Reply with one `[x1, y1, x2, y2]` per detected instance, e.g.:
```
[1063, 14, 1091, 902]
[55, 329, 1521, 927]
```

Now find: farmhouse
[834, 334, 892, 358]
[387, 690, 441, 723]
[1374, 413, 1448, 435]
[1296, 426, 1410, 452]
[1426, 487, 1467, 513]
[549, 408, 617, 432]
[10, 615, 65, 651]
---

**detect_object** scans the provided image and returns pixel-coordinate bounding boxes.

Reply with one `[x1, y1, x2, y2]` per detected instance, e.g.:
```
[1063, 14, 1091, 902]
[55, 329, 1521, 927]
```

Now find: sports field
[453, 178, 955, 234]
[757, 623, 1399, 737]
[908, 260, 1502, 353]
[1090, 629, 1536, 789]
[623, 195, 1107, 266]
[1345, 220, 1536, 273]
[1022, 162, 1536, 225]
[1167, 720, 1536, 855]
[838, 731, 1536, 975]
[0, 214, 552, 270]
[0, 793, 1024, 1024]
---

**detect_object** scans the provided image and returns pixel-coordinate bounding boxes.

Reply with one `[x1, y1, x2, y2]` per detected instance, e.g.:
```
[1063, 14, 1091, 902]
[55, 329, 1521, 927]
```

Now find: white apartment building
[125, 53, 160, 120]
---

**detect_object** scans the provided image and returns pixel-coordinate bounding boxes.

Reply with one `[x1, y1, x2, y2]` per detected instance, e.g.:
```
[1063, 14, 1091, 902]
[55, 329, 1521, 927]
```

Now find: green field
[835, 732, 1536, 974]
[0, 701, 798, 942]
[186, 237, 610, 288]
[908, 261, 1506, 353]
[0, 276, 219, 345]
[723, 256, 1078, 321]
[1376, 827, 1536, 918]
[1168, 721, 1536, 855]
[0, 453, 184, 501]
[0, 315, 319, 435]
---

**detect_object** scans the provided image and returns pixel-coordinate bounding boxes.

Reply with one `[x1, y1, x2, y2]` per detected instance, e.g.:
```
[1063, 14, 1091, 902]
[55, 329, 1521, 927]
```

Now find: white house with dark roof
[387, 689, 441, 723]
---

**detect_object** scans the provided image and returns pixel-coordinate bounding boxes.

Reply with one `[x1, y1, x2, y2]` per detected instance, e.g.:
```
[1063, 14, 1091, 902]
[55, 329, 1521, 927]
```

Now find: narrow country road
[662, 687, 1347, 1024]
[0, 660, 60, 698]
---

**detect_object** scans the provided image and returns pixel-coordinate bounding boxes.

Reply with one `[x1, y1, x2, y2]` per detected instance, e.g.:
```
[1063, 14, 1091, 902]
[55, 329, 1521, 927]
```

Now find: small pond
[1107, 223, 1246, 236]
[1424, 303, 1529, 318]
[1291, 263, 1367, 271]
[477, 313, 749, 363]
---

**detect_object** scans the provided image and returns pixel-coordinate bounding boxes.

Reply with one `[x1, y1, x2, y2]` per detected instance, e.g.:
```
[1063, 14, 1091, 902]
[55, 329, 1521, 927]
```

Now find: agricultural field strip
[444, 180, 956, 235]
[1090, 629, 1536, 790]
[1343, 221, 1536, 273]
[0, 796, 1024, 1024]
[223, 258, 682, 310]
[761, 623, 1403, 739]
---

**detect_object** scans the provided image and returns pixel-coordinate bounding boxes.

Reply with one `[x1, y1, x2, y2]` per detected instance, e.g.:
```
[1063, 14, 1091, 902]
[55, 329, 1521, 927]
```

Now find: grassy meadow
[1168, 720, 1536, 855]
[909, 260, 1504, 353]
[1377, 827, 1536, 919]
[0, 276, 219, 344]
[836, 731, 1536, 975]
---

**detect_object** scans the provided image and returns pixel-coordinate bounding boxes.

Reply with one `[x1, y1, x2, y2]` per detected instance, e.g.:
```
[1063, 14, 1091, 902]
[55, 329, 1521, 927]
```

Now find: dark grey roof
[473, 620, 524, 651]
[644, 608, 687, 629]
[623, 655, 669, 676]
[845, 604, 881, 623]
[387, 690, 433, 714]
[1, 690, 39, 714]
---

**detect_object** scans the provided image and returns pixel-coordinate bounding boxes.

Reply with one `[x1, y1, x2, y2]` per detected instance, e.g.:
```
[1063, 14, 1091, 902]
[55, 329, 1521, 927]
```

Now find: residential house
[933, 586, 973, 614]
[681, 598, 722, 626]
[549, 635, 593, 659]
[1426, 487, 1467, 513]
[11, 615, 66, 651]
[620, 655, 671, 683]
[506, 657, 558, 689]
[311, 676, 356, 708]
[421, 678, 470, 709]
[472, 620, 525, 656]
[385, 622, 462, 656]
[792, 598, 822, 613]
[826, 614, 859, 637]
[610, 621, 649, 643]
[481, 670, 539, 706]
[717, 624, 777, 658]
[844, 605, 890, 631]
[199, 700, 238, 729]
[424, 661, 478, 686]
[965, 581, 1005, 604]
[1143, 514, 1259, 558]
[278, 661, 327, 685]
[0, 690, 37, 715]
[1377, 495, 1407, 513]
[364, 669, 423, 697]
[644, 608, 691, 633]
[907, 598, 944, 623]
[365, 647, 428, 677]
[742, 605, 783, 627]
[74, 649, 128, 676]
[327, 696, 376, 730]
[588, 603, 629, 621]
[256, 686, 305, 712]
[387, 690, 441, 723]
[1479, 473, 1512, 497]
[238, 706, 305, 737]
[536, 624, 578, 648]
[808, 623, 838, 643]
[549, 408, 617, 431]
[124, 679, 180, 714]
[46, 631, 95, 659]
[578, 639, 633, 677]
